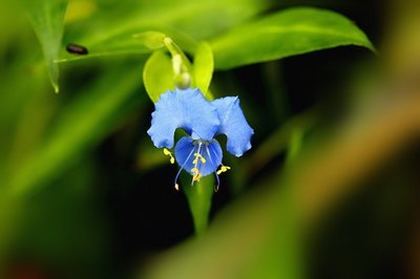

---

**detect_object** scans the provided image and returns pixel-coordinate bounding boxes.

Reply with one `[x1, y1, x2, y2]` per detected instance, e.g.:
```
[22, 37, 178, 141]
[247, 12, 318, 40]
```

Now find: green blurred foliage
[21, 0, 68, 92]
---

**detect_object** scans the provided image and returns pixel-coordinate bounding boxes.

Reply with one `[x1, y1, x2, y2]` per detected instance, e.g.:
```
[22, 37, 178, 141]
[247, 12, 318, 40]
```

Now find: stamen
[163, 148, 175, 164]
[214, 173, 220, 192]
[173, 146, 196, 191]
[205, 145, 221, 192]
[191, 170, 202, 182]
[191, 143, 204, 185]
[193, 153, 206, 164]
[216, 165, 231, 175]
[191, 167, 200, 181]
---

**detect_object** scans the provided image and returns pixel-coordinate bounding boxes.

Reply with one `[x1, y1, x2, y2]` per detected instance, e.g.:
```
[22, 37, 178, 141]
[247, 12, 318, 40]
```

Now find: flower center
[172, 136, 228, 192]
[191, 141, 207, 183]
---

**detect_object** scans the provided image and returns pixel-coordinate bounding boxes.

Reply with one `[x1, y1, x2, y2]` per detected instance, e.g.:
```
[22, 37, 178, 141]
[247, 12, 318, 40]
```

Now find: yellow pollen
[216, 165, 231, 175]
[163, 148, 175, 164]
[193, 173, 202, 182]
[191, 167, 199, 175]
[193, 152, 206, 164]
[191, 167, 202, 182]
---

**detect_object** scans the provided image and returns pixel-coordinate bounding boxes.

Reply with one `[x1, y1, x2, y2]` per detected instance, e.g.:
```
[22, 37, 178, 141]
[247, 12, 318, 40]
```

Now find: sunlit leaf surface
[192, 42, 214, 95]
[143, 51, 175, 103]
[211, 7, 375, 69]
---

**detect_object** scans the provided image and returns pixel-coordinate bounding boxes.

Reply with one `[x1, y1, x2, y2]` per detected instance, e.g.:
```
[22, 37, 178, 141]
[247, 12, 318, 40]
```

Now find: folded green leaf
[143, 42, 215, 102]
[132, 31, 167, 49]
[23, 0, 68, 93]
[193, 42, 214, 96]
[211, 7, 375, 69]
[143, 51, 175, 103]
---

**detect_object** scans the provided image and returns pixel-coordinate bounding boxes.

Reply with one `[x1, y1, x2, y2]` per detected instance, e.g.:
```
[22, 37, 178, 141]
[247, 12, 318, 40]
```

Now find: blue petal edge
[212, 96, 254, 157]
[147, 88, 220, 148]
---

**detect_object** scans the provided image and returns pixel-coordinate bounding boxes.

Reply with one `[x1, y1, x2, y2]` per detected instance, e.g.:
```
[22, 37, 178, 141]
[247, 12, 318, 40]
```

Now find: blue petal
[174, 137, 222, 176]
[212, 97, 254, 157]
[147, 88, 220, 148]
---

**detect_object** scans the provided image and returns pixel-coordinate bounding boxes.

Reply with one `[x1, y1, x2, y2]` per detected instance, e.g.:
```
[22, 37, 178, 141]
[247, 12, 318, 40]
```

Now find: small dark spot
[66, 43, 88, 55]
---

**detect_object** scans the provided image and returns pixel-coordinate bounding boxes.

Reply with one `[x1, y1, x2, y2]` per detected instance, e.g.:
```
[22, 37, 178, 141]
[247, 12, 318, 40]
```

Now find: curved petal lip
[174, 137, 223, 177]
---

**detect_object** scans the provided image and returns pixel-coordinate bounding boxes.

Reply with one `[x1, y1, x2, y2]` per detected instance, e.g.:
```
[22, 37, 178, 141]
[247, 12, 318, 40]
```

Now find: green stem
[182, 175, 214, 235]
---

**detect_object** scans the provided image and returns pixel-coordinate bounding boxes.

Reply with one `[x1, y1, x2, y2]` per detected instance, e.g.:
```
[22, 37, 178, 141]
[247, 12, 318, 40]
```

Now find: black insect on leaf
[66, 43, 89, 55]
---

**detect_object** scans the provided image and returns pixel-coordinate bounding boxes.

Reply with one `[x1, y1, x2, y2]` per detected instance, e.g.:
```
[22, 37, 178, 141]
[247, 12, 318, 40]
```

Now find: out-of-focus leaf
[60, 0, 269, 63]
[192, 42, 214, 95]
[16, 160, 112, 277]
[133, 0, 269, 40]
[133, 31, 167, 49]
[182, 175, 214, 235]
[64, 0, 97, 23]
[22, 0, 68, 92]
[6, 64, 143, 197]
[143, 51, 174, 103]
[243, 110, 316, 179]
[136, 141, 169, 172]
[211, 7, 375, 69]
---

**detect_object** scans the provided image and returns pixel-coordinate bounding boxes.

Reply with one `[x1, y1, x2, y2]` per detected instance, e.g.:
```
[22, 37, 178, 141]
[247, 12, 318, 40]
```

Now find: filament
[173, 145, 196, 191]
[205, 145, 221, 192]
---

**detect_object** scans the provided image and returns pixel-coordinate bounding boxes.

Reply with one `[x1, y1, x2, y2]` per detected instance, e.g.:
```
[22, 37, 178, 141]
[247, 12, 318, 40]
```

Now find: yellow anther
[191, 167, 202, 182]
[192, 173, 202, 182]
[175, 183, 180, 191]
[193, 153, 206, 164]
[163, 148, 175, 164]
[216, 165, 231, 175]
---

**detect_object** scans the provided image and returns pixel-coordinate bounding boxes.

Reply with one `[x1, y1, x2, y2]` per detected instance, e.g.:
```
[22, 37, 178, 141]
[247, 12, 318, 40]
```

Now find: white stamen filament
[205, 144, 221, 192]
[173, 146, 196, 191]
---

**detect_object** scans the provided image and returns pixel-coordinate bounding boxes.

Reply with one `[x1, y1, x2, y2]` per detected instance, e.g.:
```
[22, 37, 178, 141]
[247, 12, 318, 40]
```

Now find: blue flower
[147, 88, 253, 190]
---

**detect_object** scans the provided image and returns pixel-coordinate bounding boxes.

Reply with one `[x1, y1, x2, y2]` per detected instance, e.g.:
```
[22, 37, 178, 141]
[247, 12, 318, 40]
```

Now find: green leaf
[57, 30, 177, 63]
[143, 51, 175, 103]
[211, 7, 375, 69]
[132, 31, 167, 49]
[23, 0, 68, 93]
[192, 42, 214, 95]
[182, 175, 215, 234]
[59, 0, 269, 63]
[143, 43, 215, 103]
